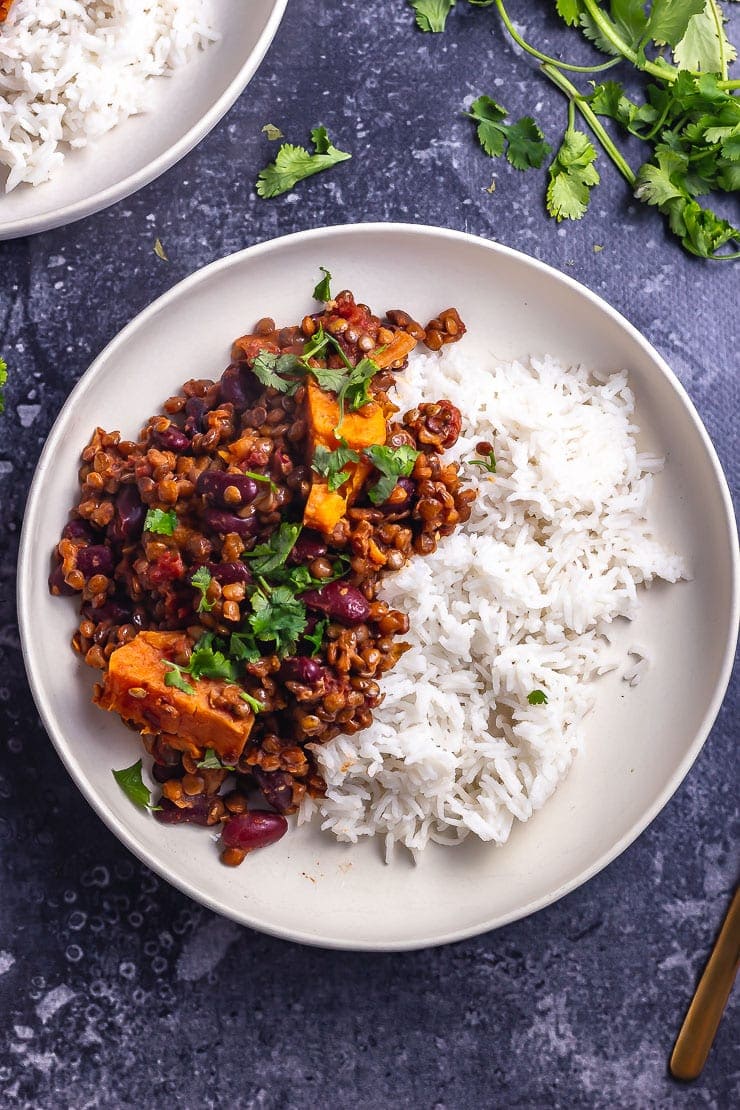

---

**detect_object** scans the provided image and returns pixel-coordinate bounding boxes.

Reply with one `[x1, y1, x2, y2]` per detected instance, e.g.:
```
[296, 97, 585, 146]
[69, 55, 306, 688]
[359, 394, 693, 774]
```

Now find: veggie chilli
[49, 273, 474, 865]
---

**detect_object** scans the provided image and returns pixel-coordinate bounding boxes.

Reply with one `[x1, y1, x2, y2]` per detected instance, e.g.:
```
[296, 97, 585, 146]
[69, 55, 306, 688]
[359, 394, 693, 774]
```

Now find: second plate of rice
[0, 0, 288, 238]
[17, 224, 739, 949]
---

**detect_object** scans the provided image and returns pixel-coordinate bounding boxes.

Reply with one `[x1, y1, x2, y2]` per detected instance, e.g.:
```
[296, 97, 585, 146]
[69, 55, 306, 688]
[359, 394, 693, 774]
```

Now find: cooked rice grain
[0, 0, 217, 191]
[299, 350, 688, 858]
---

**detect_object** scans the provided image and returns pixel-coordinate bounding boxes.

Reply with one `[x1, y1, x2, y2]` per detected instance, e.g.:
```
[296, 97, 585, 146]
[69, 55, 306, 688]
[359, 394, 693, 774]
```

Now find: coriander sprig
[417, 1, 740, 259]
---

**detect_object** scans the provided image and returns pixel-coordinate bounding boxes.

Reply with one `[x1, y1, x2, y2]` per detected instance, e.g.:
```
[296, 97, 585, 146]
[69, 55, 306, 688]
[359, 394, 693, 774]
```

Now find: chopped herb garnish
[249, 585, 307, 657]
[228, 629, 261, 663]
[244, 522, 302, 577]
[364, 444, 420, 505]
[467, 95, 551, 170]
[251, 350, 303, 393]
[410, 0, 456, 34]
[469, 448, 497, 474]
[188, 634, 239, 682]
[190, 565, 214, 613]
[197, 748, 236, 771]
[153, 238, 169, 262]
[163, 661, 196, 695]
[112, 759, 160, 810]
[261, 123, 284, 141]
[256, 126, 352, 199]
[527, 689, 549, 706]
[0, 357, 6, 414]
[312, 440, 361, 491]
[313, 266, 333, 302]
[303, 616, 329, 657]
[144, 508, 178, 535]
[239, 690, 265, 714]
[337, 357, 382, 420]
[244, 470, 278, 492]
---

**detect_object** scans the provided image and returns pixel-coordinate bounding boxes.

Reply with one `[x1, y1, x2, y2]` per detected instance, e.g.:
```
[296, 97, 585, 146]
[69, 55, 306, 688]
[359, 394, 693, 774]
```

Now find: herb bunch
[410, 0, 740, 259]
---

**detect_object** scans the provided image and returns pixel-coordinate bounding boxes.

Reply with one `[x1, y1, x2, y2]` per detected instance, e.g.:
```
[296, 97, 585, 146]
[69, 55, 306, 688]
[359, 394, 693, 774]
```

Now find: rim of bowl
[17, 223, 740, 951]
[0, 0, 289, 240]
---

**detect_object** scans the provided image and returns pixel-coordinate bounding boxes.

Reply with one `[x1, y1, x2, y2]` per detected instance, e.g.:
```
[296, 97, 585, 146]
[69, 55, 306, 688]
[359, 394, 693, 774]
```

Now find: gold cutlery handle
[670, 887, 740, 1081]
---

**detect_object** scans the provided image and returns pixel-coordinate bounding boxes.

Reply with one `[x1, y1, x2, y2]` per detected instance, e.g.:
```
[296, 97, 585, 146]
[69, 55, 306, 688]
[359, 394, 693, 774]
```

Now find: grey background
[0, 2, 738, 1107]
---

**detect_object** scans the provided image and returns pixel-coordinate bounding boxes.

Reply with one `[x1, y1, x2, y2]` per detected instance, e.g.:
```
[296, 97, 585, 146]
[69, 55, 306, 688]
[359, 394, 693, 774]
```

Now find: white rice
[299, 348, 688, 859]
[0, 0, 217, 192]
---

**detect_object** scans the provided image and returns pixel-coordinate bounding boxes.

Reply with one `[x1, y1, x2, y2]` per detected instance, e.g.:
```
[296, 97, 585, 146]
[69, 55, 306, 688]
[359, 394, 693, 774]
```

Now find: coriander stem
[492, 0, 620, 74]
[541, 64, 636, 187]
[580, 0, 678, 83]
[708, 0, 728, 83]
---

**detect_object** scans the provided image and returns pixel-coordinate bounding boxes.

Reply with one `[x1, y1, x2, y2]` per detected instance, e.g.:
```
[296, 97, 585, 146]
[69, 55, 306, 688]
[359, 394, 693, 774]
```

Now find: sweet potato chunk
[371, 331, 417, 369]
[95, 631, 253, 765]
[303, 378, 387, 534]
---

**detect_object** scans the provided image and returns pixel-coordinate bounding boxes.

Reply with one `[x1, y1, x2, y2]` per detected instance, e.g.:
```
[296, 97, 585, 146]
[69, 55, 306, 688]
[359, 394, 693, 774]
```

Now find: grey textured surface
[0, 2, 738, 1107]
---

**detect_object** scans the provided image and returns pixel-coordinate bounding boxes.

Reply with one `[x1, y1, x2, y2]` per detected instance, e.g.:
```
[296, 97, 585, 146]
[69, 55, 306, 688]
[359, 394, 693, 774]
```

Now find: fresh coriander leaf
[301, 322, 331, 363]
[112, 759, 158, 809]
[239, 690, 265, 713]
[244, 470, 278, 492]
[244, 522, 302, 577]
[261, 123, 284, 141]
[283, 558, 349, 594]
[556, 0, 584, 27]
[336, 357, 382, 428]
[0, 357, 7, 414]
[251, 350, 303, 393]
[527, 689, 548, 705]
[546, 128, 600, 221]
[303, 616, 328, 657]
[364, 444, 420, 505]
[467, 96, 550, 170]
[163, 661, 196, 695]
[188, 635, 239, 682]
[648, 0, 706, 47]
[144, 508, 178, 535]
[469, 449, 497, 473]
[310, 365, 349, 392]
[229, 629, 261, 663]
[634, 148, 688, 206]
[190, 565, 214, 613]
[197, 748, 236, 771]
[153, 237, 169, 262]
[505, 116, 553, 170]
[249, 586, 307, 657]
[673, 1, 737, 72]
[410, 0, 456, 33]
[256, 128, 351, 198]
[313, 266, 332, 302]
[312, 441, 361, 491]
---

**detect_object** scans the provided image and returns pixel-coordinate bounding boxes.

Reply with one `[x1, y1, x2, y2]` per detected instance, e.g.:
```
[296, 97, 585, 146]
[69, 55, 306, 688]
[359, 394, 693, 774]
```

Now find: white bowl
[17, 224, 739, 950]
[0, 0, 287, 239]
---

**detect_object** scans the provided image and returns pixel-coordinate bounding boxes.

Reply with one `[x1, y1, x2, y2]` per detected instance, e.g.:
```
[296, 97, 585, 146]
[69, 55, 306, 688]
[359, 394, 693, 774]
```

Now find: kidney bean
[197, 470, 258, 507]
[82, 597, 132, 624]
[109, 484, 145, 544]
[153, 797, 214, 826]
[288, 529, 327, 564]
[300, 580, 370, 625]
[76, 545, 114, 577]
[280, 656, 325, 685]
[219, 364, 254, 411]
[221, 811, 288, 852]
[152, 425, 190, 453]
[184, 397, 208, 436]
[208, 561, 253, 586]
[48, 564, 76, 596]
[253, 768, 295, 814]
[202, 508, 259, 537]
[62, 519, 96, 542]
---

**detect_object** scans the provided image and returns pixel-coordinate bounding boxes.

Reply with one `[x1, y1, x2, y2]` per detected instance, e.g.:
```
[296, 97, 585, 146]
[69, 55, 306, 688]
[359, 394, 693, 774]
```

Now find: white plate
[0, 0, 287, 239]
[17, 224, 739, 950]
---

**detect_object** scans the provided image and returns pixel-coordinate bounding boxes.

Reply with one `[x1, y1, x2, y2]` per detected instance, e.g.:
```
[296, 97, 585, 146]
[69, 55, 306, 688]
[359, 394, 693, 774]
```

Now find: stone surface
[0, 3, 738, 1107]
